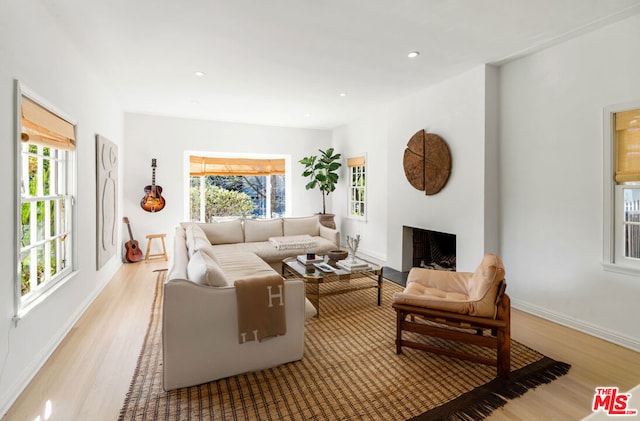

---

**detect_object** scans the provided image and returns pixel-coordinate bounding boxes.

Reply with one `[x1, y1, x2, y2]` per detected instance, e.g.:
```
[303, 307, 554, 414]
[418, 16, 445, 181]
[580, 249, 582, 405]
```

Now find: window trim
[14, 81, 78, 321]
[347, 153, 367, 221]
[603, 100, 640, 275]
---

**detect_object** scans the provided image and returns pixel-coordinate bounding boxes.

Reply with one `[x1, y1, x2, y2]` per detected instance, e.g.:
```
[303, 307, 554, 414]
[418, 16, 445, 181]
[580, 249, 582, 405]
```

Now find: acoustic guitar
[123, 217, 144, 263]
[140, 158, 166, 212]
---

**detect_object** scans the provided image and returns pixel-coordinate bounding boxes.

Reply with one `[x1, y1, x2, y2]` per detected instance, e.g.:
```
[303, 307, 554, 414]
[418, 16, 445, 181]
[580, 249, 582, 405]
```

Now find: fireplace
[410, 227, 456, 271]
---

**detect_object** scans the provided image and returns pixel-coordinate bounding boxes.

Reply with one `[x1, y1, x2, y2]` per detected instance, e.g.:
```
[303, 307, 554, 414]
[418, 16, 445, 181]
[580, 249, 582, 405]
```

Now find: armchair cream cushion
[392, 253, 505, 317]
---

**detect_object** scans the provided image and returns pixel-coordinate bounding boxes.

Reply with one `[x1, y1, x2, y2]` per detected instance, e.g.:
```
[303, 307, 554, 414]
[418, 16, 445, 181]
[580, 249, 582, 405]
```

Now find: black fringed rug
[119, 274, 570, 420]
[412, 356, 570, 420]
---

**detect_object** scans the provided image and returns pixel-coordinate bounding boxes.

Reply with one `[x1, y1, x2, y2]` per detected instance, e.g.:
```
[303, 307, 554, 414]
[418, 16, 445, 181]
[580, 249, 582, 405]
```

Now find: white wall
[123, 113, 332, 251]
[500, 14, 640, 349]
[0, 0, 124, 414]
[484, 66, 500, 253]
[331, 105, 389, 261]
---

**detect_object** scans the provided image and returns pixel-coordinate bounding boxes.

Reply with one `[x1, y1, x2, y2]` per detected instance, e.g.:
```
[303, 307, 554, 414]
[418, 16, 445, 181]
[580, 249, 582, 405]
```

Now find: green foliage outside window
[21, 145, 59, 296]
[350, 165, 366, 217]
[190, 184, 255, 222]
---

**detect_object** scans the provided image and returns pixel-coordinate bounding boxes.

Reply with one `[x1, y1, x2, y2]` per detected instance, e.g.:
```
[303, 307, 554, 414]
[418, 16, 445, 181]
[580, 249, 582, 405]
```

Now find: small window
[347, 155, 366, 220]
[604, 105, 640, 274]
[16, 86, 76, 315]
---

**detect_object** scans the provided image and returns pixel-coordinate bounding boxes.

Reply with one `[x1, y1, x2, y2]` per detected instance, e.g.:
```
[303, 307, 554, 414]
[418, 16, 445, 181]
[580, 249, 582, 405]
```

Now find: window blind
[615, 109, 640, 183]
[190, 156, 285, 176]
[21, 96, 76, 150]
[347, 156, 365, 167]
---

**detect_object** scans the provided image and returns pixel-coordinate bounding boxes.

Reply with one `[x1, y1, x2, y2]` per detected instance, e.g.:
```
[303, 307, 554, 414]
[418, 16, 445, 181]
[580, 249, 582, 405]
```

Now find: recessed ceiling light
[305, 113, 311, 117]
[191, 100, 200, 105]
[194, 71, 205, 77]
[339, 92, 347, 97]
[407, 51, 420, 58]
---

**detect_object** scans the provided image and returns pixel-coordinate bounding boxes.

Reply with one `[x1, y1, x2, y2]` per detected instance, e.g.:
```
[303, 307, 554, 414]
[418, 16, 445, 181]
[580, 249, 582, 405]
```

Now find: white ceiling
[42, 0, 640, 130]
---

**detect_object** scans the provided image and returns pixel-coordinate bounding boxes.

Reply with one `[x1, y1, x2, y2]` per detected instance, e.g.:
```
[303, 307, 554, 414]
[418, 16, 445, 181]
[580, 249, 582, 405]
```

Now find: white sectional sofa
[188, 216, 340, 271]
[162, 215, 339, 390]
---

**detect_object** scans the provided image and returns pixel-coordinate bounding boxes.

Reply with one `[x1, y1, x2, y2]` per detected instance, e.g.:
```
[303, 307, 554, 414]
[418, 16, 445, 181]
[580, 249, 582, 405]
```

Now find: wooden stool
[145, 233, 168, 263]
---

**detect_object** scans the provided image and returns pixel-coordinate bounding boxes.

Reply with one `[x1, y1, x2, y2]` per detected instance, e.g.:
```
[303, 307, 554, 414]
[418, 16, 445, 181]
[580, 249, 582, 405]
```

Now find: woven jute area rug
[119, 271, 570, 421]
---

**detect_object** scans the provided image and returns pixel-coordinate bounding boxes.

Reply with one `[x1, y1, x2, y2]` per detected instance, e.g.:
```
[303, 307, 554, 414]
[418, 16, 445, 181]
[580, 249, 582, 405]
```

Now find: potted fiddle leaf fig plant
[299, 148, 342, 227]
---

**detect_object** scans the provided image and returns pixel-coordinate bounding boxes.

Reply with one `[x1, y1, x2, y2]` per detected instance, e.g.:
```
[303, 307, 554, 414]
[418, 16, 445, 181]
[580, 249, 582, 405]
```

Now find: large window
[189, 155, 286, 221]
[16, 87, 76, 314]
[604, 105, 640, 274]
[347, 155, 366, 219]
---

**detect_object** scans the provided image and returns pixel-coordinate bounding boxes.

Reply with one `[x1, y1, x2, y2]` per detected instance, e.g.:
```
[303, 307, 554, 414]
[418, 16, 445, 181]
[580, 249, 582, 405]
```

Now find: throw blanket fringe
[412, 357, 571, 420]
[269, 235, 316, 250]
[234, 274, 287, 344]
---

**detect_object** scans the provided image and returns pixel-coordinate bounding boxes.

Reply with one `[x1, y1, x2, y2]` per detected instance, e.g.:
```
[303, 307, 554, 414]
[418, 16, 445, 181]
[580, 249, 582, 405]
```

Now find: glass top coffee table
[282, 255, 382, 317]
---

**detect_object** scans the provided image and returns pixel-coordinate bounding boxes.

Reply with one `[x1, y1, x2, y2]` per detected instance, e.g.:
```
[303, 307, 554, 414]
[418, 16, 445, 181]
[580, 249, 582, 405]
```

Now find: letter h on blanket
[267, 285, 284, 307]
[235, 274, 287, 344]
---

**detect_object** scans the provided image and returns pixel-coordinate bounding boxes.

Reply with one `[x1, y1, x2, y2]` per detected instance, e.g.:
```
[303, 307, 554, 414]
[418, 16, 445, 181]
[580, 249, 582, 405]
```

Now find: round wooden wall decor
[403, 129, 451, 195]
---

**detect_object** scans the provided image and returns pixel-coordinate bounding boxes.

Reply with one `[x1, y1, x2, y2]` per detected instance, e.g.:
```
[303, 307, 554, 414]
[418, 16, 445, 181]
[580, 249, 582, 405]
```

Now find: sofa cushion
[204, 237, 337, 264]
[197, 219, 244, 245]
[244, 218, 283, 243]
[185, 224, 212, 258]
[206, 249, 277, 283]
[187, 250, 229, 287]
[283, 216, 319, 237]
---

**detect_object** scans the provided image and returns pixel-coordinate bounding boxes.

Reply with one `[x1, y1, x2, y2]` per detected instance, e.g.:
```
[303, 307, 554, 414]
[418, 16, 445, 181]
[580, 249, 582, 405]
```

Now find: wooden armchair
[391, 254, 510, 378]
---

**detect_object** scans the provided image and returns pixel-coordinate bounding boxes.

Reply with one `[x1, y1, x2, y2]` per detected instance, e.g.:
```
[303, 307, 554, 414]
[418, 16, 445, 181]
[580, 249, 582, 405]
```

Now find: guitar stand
[145, 233, 168, 263]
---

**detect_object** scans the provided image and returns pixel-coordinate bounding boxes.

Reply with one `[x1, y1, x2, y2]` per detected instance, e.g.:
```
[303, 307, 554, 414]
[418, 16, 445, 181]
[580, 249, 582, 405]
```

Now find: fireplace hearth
[411, 228, 456, 271]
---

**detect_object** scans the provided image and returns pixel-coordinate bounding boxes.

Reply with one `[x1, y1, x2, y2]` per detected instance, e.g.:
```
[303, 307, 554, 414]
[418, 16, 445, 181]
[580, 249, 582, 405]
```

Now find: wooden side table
[145, 233, 168, 263]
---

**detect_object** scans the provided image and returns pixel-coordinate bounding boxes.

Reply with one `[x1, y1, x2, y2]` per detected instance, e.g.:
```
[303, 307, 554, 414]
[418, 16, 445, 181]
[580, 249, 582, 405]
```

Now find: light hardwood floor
[3, 262, 639, 420]
[2, 261, 164, 421]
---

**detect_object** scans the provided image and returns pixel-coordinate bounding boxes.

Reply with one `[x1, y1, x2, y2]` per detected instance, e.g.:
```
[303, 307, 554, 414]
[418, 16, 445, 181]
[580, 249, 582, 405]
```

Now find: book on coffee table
[313, 262, 336, 272]
[336, 259, 370, 271]
[297, 255, 324, 265]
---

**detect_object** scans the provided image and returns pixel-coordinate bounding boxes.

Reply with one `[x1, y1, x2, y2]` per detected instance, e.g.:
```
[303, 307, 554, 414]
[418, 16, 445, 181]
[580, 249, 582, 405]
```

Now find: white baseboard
[0, 267, 117, 417]
[511, 298, 640, 352]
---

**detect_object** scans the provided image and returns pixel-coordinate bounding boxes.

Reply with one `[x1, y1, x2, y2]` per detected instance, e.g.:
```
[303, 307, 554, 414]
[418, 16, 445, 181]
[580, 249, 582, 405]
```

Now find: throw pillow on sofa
[196, 219, 244, 245]
[244, 218, 283, 242]
[185, 224, 211, 258]
[283, 216, 320, 237]
[187, 250, 229, 287]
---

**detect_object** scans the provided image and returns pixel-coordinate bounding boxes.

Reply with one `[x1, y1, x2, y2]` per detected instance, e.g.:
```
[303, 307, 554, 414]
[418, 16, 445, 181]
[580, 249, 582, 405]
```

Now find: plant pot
[318, 213, 336, 229]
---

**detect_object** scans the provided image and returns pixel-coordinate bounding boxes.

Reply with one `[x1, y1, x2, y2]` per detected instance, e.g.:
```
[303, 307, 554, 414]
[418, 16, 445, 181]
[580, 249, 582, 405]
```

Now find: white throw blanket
[268, 235, 316, 250]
